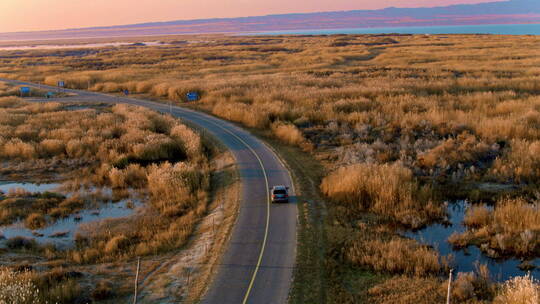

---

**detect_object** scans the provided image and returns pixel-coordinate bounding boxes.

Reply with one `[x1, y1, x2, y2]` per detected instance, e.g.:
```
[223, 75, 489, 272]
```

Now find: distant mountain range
[1, 0, 538, 41]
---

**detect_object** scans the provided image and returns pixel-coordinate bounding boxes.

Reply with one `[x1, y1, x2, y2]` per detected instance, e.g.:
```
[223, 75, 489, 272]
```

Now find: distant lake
[246, 23, 540, 36]
[0, 41, 167, 51]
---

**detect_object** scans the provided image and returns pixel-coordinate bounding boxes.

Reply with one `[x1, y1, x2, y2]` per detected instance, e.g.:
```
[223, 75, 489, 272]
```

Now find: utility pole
[446, 268, 453, 304]
[133, 257, 140, 304]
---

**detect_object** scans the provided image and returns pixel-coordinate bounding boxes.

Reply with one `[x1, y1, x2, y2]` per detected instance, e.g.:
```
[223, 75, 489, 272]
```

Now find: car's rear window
[273, 189, 287, 194]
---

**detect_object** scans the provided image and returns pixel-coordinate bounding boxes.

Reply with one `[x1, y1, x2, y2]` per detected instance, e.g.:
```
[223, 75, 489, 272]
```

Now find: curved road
[0, 79, 297, 304]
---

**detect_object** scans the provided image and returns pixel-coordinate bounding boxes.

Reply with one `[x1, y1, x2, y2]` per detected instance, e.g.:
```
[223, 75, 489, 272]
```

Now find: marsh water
[405, 201, 540, 281]
[0, 181, 142, 249]
[0, 41, 168, 51]
[0, 181, 61, 194]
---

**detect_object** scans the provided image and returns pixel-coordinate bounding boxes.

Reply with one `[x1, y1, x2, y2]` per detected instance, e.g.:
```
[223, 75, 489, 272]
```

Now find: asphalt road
[0, 79, 297, 304]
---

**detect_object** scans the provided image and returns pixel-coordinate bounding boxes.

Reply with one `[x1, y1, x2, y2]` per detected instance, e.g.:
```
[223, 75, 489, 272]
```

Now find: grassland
[0, 94, 222, 302]
[1, 33, 539, 303]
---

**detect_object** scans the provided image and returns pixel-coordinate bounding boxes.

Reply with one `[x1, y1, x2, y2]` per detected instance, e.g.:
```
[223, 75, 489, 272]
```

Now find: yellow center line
[172, 109, 271, 304]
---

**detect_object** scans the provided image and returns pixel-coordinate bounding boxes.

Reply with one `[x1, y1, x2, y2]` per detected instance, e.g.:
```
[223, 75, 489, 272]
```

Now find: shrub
[130, 134, 184, 162]
[120, 164, 147, 188]
[418, 133, 493, 172]
[271, 121, 306, 146]
[146, 161, 208, 216]
[367, 275, 446, 304]
[38, 278, 82, 304]
[212, 101, 270, 128]
[463, 205, 492, 228]
[6, 237, 38, 251]
[39, 139, 66, 156]
[1, 139, 36, 159]
[452, 265, 495, 301]
[108, 167, 126, 188]
[25, 213, 47, 230]
[333, 98, 377, 113]
[347, 237, 445, 276]
[170, 124, 201, 157]
[491, 140, 540, 183]
[91, 280, 115, 301]
[65, 139, 90, 158]
[0, 96, 22, 108]
[104, 234, 130, 254]
[321, 162, 442, 228]
[0, 268, 40, 304]
[494, 274, 539, 304]
[49, 207, 72, 219]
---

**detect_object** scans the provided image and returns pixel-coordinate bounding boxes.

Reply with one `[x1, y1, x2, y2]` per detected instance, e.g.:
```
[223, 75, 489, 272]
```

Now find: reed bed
[449, 197, 540, 258]
[0, 100, 211, 302]
[1, 34, 539, 302]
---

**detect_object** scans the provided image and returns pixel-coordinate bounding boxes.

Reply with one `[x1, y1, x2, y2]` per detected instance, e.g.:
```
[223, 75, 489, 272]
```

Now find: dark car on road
[271, 185, 289, 203]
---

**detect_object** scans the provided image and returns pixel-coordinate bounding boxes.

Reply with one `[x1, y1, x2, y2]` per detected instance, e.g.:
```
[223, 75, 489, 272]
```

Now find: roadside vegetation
[0, 98, 215, 302]
[1, 33, 539, 302]
[449, 197, 540, 259]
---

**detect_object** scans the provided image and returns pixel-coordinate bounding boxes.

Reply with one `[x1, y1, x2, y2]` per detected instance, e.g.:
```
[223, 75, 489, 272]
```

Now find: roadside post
[133, 257, 140, 304]
[446, 268, 453, 304]
[57, 80, 65, 94]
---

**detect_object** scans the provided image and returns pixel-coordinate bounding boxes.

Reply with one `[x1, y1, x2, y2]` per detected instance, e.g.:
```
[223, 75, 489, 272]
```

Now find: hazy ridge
[0, 0, 538, 41]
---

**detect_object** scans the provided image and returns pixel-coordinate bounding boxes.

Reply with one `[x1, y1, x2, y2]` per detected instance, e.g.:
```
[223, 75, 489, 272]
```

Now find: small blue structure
[124, 89, 129, 96]
[186, 92, 199, 102]
[46, 92, 55, 98]
[19, 86, 30, 96]
[57, 81, 65, 88]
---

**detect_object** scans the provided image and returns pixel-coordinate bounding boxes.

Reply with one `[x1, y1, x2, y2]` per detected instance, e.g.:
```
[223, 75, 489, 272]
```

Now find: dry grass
[25, 212, 47, 229]
[0, 193, 65, 227]
[1, 34, 540, 302]
[491, 139, 540, 183]
[0, 100, 212, 301]
[451, 265, 496, 302]
[2, 34, 539, 203]
[271, 121, 306, 146]
[29, 268, 83, 304]
[367, 276, 446, 304]
[321, 162, 442, 228]
[494, 274, 539, 304]
[0, 267, 40, 304]
[463, 205, 492, 228]
[449, 197, 540, 257]
[366, 264, 534, 304]
[347, 237, 447, 276]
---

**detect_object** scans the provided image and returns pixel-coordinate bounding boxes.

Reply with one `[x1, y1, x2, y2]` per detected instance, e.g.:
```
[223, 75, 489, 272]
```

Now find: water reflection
[405, 201, 540, 281]
[0, 181, 61, 194]
[0, 181, 143, 249]
[0, 199, 140, 249]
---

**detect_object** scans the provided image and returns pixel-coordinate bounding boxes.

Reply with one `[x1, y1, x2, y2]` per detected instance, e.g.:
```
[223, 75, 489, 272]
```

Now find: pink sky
[0, 0, 502, 33]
